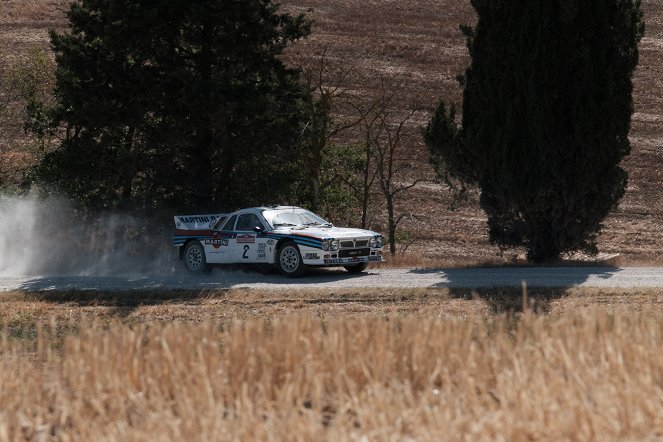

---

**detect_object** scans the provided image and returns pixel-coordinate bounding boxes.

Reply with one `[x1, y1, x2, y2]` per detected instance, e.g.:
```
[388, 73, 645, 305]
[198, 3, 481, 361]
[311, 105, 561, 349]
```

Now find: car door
[232, 213, 268, 263]
[204, 215, 236, 264]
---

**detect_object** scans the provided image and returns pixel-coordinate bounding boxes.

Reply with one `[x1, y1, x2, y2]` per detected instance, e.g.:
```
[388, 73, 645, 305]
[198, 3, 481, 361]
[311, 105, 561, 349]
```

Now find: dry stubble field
[1, 288, 663, 440]
[2, 1, 663, 440]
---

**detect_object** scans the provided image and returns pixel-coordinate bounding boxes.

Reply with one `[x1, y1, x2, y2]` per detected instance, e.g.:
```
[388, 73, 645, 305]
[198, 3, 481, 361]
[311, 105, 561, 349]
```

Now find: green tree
[317, 143, 365, 225]
[425, 0, 645, 262]
[35, 0, 311, 212]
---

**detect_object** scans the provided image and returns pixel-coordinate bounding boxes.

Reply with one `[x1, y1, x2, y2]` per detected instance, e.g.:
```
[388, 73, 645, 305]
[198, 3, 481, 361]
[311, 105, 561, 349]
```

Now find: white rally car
[173, 206, 384, 277]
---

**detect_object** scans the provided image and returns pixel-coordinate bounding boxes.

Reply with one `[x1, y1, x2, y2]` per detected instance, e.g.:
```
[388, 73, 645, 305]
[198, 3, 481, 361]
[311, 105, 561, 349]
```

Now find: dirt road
[0, 267, 661, 292]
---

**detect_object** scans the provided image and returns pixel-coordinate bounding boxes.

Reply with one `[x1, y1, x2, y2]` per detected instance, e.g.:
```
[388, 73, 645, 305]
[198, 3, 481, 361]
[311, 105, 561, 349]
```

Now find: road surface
[0, 267, 662, 292]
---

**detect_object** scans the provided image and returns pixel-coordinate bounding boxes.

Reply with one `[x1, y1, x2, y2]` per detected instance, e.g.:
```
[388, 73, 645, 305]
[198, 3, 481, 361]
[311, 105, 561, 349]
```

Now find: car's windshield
[262, 208, 331, 228]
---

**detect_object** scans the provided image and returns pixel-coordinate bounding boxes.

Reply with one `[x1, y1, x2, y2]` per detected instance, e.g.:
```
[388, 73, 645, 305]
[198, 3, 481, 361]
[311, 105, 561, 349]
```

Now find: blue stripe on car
[172, 231, 324, 249]
[263, 233, 323, 249]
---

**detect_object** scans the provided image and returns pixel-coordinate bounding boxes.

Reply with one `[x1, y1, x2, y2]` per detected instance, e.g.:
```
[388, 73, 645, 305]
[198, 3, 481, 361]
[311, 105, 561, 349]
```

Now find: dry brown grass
[3, 287, 663, 327]
[2, 308, 663, 440]
[2, 289, 663, 440]
[0, 1, 67, 23]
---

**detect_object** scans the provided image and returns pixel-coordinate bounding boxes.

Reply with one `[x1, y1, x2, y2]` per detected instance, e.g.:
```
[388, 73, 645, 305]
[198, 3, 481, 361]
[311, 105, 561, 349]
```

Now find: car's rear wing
[173, 213, 228, 247]
[174, 214, 227, 230]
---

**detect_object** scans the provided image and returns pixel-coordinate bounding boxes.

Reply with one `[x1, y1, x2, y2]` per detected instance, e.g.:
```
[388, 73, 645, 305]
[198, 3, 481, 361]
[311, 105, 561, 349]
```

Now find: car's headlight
[369, 237, 377, 248]
[330, 239, 339, 251]
[376, 236, 384, 248]
[321, 239, 330, 251]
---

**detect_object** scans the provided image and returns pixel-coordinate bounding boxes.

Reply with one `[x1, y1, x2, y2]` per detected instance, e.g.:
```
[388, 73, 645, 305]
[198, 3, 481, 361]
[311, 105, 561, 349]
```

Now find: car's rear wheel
[184, 241, 208, 273]
[344, 262, 369, 273]
[277, 242, 305, 277]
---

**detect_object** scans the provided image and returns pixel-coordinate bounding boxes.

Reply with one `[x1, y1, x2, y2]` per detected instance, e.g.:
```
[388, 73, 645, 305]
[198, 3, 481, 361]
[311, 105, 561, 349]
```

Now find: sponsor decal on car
[258, 243, 267, 260]
[236, 234, 255, 244]
[205, 233, 228, 249]
[324, 256, 382, 264]
[178, 215, 216, 224]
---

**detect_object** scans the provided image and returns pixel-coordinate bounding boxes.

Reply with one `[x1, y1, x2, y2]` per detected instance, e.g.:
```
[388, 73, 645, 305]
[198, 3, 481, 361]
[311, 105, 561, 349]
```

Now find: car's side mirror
[253, 226, 263, 233]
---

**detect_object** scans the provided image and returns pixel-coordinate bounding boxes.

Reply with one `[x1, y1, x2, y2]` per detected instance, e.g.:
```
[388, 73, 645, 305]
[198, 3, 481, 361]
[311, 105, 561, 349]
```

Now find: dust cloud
[0, 195, 178, 277]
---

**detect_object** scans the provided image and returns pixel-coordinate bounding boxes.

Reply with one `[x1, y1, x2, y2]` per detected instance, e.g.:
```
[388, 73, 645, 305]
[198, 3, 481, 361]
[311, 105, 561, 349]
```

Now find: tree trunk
[386, 194, 396, 256]
[526, 219, 562, 263]
[310, 174, 320, 212]
[361, 142, 371, 229]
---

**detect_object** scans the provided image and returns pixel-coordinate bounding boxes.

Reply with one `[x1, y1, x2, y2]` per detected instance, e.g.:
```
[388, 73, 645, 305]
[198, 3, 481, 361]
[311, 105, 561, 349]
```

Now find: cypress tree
[425, 0, 645, 262]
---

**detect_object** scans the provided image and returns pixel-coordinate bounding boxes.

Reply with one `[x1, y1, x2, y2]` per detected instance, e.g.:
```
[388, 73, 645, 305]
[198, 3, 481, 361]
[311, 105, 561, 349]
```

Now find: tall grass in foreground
[1, 312, 663, 441]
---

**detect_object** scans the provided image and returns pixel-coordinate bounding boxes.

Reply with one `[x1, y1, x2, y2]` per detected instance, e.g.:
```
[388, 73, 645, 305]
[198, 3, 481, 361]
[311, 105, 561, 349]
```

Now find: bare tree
[368, 85, 429, 256]
[300, 48, 370, 212]
[347, 100, 380, 229]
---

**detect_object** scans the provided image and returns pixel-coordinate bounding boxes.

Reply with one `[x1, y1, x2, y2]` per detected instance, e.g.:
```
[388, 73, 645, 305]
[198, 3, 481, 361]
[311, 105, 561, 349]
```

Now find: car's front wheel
[344, 262, 368, 273]
[183, 241, 208, 273]
[276, 242, 305, 277]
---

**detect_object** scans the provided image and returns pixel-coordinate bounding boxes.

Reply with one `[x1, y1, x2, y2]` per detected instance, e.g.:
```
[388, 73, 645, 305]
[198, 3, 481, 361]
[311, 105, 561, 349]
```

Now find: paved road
[0, 267, 661, 292]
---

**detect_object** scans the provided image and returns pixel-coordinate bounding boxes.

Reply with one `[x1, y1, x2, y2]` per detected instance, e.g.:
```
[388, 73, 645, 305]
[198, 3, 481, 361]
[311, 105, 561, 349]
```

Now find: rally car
[173, 206, 384, 277]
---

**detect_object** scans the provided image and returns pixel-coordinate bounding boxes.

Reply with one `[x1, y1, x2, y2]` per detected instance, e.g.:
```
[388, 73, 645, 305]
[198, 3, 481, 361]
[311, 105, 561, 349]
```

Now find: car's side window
[236, 213, 264, 231]
[212, 216, 227, 230]
[221, 215, 237, 232]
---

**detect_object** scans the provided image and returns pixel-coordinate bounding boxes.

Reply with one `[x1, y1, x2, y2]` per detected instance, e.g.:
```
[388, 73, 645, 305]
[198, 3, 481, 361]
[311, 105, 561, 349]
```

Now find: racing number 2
[243, 245, 249, 259]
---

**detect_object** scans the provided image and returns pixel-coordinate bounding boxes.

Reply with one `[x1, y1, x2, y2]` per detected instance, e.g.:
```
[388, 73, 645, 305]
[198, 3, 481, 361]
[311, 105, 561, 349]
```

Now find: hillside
[1, 0, 661, 265]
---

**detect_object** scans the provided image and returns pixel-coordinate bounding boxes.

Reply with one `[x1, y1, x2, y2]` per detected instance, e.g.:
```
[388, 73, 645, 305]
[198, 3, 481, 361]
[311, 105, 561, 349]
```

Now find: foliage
[298, 50, 365, 215]
[33, 0, 312, 213]
[425, 0, 645, 262]
[0, 48, 55, 189]
[317, 143, 365, 226]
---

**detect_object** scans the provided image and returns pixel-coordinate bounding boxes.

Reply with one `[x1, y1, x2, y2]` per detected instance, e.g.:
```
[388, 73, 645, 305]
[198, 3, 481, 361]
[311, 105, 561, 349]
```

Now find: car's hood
[271, 226, 380, 239]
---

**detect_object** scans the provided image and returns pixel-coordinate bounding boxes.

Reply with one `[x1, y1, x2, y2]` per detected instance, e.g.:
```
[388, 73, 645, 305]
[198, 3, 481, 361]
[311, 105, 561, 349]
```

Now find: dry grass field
[2, 289, 663, 440]
[0, 0, 662, 265]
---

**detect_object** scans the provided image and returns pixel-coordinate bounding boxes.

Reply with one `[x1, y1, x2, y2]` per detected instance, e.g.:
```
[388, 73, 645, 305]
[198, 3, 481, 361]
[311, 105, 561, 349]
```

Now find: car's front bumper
[321, 255, 384, 265]
[300, 248, 384, 266]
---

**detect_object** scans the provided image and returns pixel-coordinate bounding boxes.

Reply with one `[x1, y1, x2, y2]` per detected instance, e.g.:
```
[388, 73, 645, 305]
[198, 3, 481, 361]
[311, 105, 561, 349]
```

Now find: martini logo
[236, 234, 255, 244]
[179, 216, 211, 224]
[205, 233, 228, 249]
